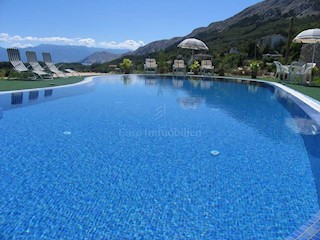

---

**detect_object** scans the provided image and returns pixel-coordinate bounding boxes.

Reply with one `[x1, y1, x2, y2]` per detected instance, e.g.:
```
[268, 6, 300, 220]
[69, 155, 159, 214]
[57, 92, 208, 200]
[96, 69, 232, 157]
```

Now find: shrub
[157, 51, 169, 74]
[249, 60, 262, 72]
[190, 60, 200, 74]
[120, 58, 133, 74]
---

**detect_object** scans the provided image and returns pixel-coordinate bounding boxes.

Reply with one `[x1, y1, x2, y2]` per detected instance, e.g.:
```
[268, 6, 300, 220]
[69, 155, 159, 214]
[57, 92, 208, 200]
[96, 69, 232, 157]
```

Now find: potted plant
[249, 60, 261, 79]
[120, 58, 133, 74]
[190, 60, 200, 75]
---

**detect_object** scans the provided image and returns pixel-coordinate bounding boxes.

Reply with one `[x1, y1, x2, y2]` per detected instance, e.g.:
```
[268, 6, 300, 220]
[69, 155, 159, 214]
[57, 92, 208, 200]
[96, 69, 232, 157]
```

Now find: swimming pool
[0, 75, 319, 239]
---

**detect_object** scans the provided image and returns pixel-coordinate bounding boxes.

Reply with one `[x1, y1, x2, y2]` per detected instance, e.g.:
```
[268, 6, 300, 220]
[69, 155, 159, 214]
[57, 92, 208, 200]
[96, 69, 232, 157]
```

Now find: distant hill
[0, 47, 6, 61]
[81, 51, 121, 64]
[130, 0, 320, 56]
[0, 44, 128, 63]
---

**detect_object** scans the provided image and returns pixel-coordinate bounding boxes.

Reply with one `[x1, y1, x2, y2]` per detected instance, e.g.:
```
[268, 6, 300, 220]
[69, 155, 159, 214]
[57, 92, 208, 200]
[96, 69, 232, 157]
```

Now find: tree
[120, 58, 133, 74]
[157, 51, 169, 74]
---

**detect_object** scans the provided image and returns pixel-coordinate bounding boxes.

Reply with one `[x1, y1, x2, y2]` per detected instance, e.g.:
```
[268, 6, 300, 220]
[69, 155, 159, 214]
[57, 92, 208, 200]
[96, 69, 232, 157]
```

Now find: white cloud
[0, 33, 10, 41]
[9, 43, 34, 48]
[0, 33, 145, 50]
[77, 38, 96, 47]
[99, 40, 145, 50]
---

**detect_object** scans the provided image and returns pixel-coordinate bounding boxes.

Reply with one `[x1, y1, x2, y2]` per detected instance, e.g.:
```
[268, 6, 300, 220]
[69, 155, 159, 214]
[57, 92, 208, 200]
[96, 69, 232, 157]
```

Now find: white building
[258, 34, 287, 49]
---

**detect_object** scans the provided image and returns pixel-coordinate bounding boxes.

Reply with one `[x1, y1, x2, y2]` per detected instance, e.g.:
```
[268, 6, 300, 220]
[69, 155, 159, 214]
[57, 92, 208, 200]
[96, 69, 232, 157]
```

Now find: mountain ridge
[130, 0, 320, 56]
[81, 51, 121, 64]
[0, 44, 127, 63]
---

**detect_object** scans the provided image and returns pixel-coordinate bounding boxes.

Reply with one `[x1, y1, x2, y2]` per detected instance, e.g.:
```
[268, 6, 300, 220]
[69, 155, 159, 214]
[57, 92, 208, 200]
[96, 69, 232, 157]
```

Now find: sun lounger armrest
[305, 63, 316, 71]
[14, 62, 29, 70]
[282, 65, 289, 72]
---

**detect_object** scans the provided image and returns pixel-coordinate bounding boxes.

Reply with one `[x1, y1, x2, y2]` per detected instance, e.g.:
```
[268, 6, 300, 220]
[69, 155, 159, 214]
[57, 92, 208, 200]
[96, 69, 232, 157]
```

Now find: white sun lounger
[172, 60, 186, 75]
[26, 51, 52, 79]
[42, 52, 67, 78]
[7, 48, 46, 79]
[144, 58, 157, 73]
[65, 68, 80, 76]
[200, 60, 214, 75]
[42, 52, 80, 77]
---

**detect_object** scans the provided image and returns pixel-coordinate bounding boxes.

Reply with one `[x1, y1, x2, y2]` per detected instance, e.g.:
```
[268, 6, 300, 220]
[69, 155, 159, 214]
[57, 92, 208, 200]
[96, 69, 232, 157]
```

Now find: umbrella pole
[312, 43, 316, 63]
[188, 49, 195, 66]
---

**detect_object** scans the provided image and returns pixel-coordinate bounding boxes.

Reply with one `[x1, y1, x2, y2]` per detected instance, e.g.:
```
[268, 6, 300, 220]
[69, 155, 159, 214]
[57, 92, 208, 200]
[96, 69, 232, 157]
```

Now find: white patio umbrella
[177, 38, 209, 64]
[293, 28, 320, 63]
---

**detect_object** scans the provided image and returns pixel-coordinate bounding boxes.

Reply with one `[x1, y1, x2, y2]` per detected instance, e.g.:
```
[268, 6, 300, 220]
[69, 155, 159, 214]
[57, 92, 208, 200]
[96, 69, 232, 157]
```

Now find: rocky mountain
[131, 37, 183, 56]
[131, 0, 320, 56]
[0, 44, 127, 63]
[81, 51, 121, 64]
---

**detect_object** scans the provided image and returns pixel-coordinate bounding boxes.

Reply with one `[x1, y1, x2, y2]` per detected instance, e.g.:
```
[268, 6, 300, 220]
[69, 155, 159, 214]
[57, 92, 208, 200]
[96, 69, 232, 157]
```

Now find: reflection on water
[44, 89, 53, 97]
[189, 79, 200, 88]
[177, 97, 202, 110]
[2, 75, 320, 238]
[134, 75, 320, 203]
[11, 92, 23, 105]
[200, 80, 212, 89]
[247, 84, 259, 93]
[285, 117, 319, 136]
[272, 85, 320, 202]
[0, 79, 95, 119]
[122, 75, 132, 85]
[145, 79, 157, 86]
[139, 76, 320, 144]
[274, 88, 320, 137]
[29, 91, 39, 102]
[172, 79, 184, 88]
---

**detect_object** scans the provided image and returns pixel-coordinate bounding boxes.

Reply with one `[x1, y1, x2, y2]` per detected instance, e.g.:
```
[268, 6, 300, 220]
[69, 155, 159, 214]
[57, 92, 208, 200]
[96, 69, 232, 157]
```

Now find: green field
[0, 77, 84, 91]
[282, 83, 320, 101]
[232, 75, 320, 101]
[258, 77, 320, 102]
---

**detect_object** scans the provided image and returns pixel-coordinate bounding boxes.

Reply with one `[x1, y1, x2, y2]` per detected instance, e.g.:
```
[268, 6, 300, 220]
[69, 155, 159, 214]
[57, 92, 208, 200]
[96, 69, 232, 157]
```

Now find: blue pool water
[0, 75, 319, 239]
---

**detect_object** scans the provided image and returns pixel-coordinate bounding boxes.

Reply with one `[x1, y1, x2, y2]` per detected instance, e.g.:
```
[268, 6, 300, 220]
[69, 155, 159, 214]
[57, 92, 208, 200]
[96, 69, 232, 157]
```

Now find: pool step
[286, 211, 320, 240]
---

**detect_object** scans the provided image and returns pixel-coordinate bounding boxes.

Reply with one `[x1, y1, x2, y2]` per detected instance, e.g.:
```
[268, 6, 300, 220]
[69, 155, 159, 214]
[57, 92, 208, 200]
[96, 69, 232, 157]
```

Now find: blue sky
[0, 0, 262, 50]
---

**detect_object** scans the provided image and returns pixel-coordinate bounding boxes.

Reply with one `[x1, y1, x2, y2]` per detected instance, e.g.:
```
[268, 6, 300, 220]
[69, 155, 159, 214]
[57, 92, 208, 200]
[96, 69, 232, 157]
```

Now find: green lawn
[0, 77, 84, 91]
[254, 76, 320, 102]
[281, 83, 320, 101]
